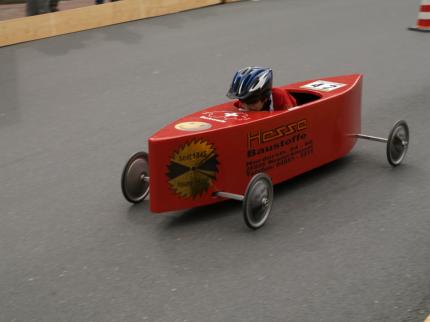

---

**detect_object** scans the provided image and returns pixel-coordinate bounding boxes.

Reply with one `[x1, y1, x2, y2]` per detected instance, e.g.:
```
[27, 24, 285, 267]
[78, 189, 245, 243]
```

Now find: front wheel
[386, 120, 409, 166]
[243, 173, 274, 230]
[121, 151, 150, 203]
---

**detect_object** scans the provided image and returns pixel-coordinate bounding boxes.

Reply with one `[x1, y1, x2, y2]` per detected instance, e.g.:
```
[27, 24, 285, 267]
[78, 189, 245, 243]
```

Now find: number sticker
[300, 80, 347, 92]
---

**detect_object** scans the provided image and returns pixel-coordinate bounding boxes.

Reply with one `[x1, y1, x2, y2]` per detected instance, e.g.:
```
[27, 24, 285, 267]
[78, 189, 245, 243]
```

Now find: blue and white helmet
[227, 67, 273, 101]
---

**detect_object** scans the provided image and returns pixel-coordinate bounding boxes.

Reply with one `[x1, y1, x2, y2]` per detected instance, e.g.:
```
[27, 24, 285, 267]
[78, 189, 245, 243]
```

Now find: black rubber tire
[243, 173, 274, 230]
[386, 120, 409, 167]
[121, 151, 150, 203]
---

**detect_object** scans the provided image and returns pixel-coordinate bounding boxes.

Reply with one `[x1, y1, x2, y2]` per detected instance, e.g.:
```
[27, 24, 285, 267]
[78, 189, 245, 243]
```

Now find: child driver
[227, 67, 297, 111]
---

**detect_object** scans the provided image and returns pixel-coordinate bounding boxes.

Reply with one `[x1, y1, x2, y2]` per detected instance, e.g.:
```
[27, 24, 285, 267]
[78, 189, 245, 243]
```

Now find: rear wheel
[121, 151, 150, 203]
[243, 173, 274, 230]
[386, 120, 409, 166]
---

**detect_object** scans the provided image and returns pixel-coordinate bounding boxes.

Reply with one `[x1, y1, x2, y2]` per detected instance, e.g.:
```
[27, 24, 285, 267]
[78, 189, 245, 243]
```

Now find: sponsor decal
[247, 133, 308, 158]
[246, 119, 313, 176]
[300, 80, 346, 92]
[248, 119, 307, 148]
[174, 122, 212, 132]
[200, 111, 250, 123]
[166, 139, 219, 199]
[246, 140, 314, 176]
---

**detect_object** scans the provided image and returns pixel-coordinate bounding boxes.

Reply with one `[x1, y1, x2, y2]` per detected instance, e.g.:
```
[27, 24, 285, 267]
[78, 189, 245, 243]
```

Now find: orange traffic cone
[409, 0, 430, 32]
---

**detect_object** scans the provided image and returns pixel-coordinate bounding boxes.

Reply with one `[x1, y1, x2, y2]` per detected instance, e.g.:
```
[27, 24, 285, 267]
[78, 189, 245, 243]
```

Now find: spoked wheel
[386, 120, 409, 166]
[243, 173, 274, 230]
[121, 151, 150, 203]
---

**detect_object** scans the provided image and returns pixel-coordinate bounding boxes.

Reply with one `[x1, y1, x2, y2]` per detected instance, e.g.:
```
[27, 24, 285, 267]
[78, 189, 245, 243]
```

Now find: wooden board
[0, 0, 225, 47]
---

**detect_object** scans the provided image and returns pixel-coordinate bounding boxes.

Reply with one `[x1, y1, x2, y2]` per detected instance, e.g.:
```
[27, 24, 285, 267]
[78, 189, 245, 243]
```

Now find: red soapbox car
[121, 74, 409, 229]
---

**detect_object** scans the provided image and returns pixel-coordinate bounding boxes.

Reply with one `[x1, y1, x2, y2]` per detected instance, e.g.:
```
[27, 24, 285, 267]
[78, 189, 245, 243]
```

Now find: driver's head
[227, 67, 273, 111]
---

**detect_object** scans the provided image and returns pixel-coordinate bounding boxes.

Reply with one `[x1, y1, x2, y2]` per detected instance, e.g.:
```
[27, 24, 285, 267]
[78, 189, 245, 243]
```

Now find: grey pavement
[0, 0, 429, 321]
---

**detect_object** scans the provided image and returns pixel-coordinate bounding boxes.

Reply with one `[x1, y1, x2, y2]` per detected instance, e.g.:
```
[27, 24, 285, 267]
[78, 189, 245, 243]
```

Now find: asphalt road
[1, 0, 430, 321]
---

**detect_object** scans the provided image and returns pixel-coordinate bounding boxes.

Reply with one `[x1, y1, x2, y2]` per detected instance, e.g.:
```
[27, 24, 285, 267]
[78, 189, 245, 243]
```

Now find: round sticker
[167, 139, 219, 199]
[174, 122, 212, 132]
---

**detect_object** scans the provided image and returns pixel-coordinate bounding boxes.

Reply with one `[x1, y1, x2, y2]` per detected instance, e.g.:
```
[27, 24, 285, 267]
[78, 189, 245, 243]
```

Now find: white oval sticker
[174, 122, 212, 132]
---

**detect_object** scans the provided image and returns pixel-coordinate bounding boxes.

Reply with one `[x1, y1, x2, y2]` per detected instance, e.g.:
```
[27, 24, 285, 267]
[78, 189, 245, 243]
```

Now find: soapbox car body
[121, 74, 409, 229]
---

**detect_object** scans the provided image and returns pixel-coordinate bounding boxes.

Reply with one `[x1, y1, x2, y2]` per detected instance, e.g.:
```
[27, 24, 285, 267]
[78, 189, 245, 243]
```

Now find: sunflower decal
[167, 139, 219, 199]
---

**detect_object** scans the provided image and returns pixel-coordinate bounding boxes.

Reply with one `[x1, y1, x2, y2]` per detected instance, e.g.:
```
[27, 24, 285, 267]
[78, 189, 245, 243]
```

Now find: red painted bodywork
[149, 74, 362, 213]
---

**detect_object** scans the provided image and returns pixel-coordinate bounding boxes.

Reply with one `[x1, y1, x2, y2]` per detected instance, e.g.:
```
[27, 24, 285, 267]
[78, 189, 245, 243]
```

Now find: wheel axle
[350, 120, 409, 167]
[352, 134, 387, 143]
